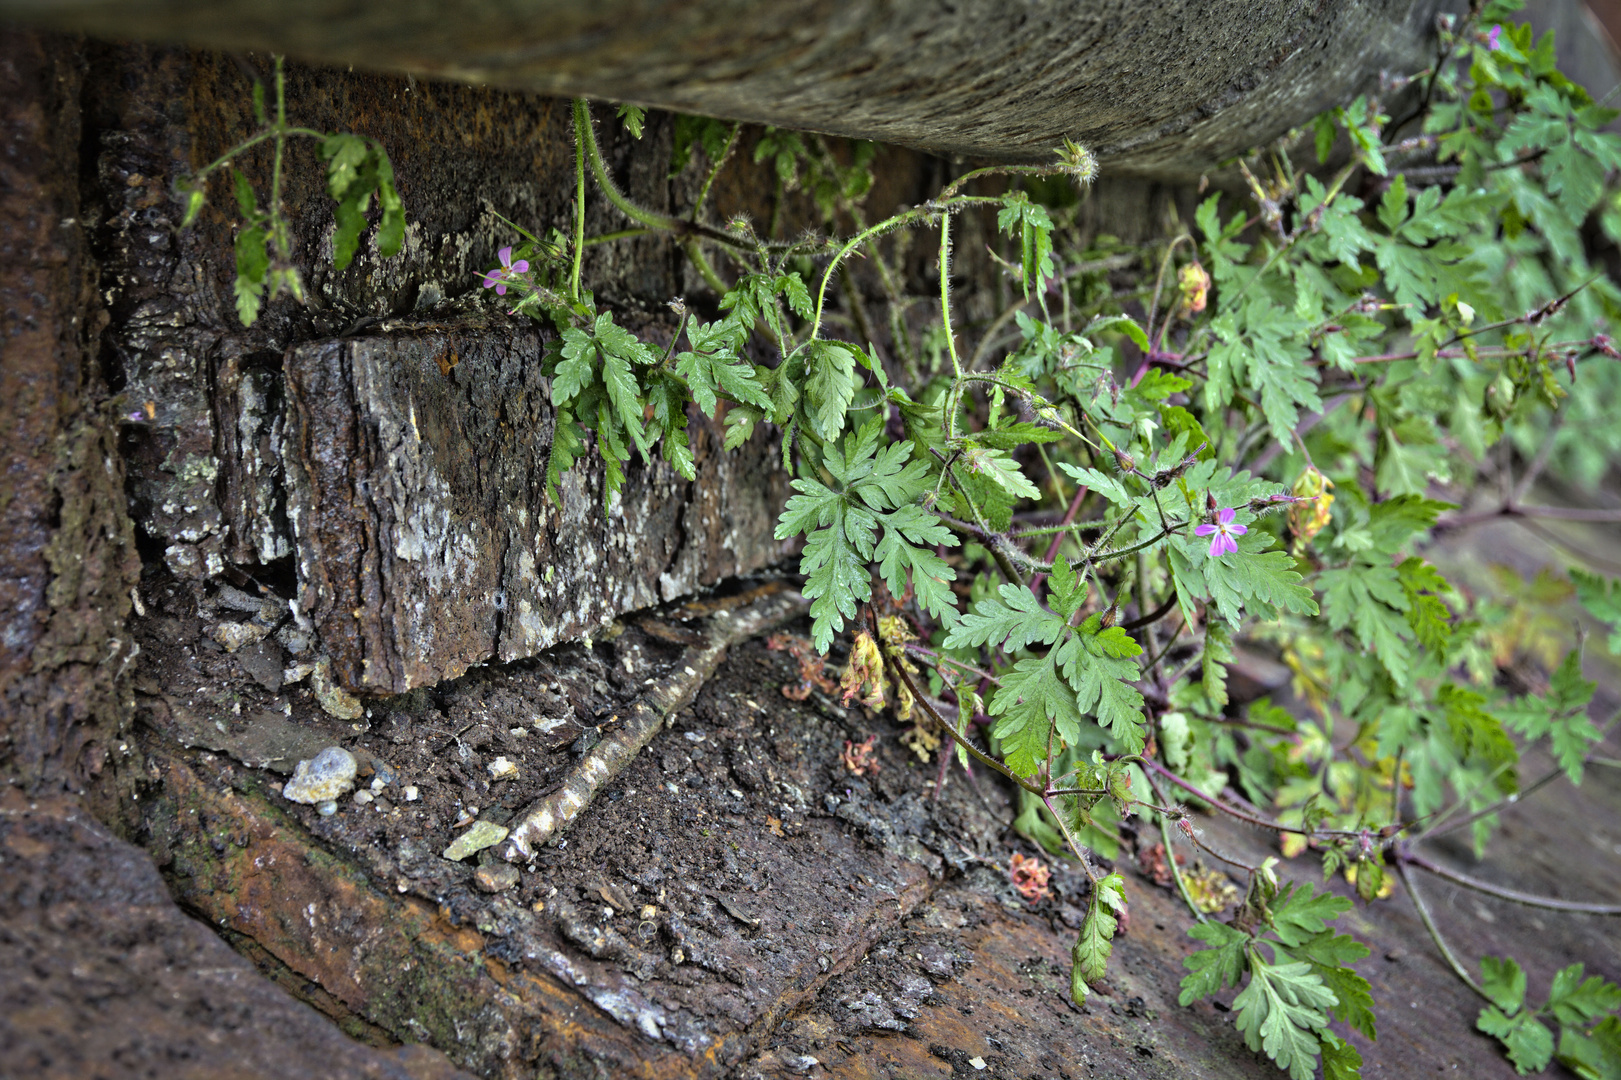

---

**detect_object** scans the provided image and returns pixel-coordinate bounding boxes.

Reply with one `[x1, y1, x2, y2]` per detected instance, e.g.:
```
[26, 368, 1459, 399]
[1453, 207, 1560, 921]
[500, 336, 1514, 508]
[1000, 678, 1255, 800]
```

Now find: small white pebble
[353, 790, 373, 805]
[370, 776, 385, 793]
[315, 799, 338, 816]
[488, 756, 519, 781]
[508, 727, 528, 738]
[403, 785, 420, 802]
[969, 1058, 987, 1071]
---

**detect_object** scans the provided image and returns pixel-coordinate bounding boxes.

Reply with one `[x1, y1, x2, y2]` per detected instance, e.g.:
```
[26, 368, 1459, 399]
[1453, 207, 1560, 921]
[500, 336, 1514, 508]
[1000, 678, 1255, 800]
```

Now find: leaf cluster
[1476, 955, 1621, 1077]
[1180, 875, 1374, 1080]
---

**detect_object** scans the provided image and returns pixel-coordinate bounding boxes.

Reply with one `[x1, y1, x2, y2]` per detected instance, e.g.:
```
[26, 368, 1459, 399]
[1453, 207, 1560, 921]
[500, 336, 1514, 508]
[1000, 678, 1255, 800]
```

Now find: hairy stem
[1394, 858, 1492, 1002]
[1400, 849, 1621, 916]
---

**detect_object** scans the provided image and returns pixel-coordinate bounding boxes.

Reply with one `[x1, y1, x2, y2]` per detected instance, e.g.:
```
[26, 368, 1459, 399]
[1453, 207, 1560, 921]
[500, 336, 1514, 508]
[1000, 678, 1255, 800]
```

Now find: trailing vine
[175, 54, 406, 326]
[183, 2, 1621, 1076]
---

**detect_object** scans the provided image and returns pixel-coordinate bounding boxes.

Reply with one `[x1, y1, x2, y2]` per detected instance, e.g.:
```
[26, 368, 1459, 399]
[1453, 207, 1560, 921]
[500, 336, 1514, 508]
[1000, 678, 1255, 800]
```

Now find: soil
[106, 554, 1621, 1079]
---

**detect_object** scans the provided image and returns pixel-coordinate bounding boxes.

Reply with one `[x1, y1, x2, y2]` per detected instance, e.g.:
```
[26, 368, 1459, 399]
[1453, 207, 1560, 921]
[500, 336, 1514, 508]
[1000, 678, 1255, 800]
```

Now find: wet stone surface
[0, 789, 472, 1080]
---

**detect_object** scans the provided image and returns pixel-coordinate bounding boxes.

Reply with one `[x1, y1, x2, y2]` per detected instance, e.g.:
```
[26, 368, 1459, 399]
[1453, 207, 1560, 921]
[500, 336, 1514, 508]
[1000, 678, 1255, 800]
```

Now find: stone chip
[281, 746, 359, 804]
[443, 820, 509, 862]
[474, 863, 521, 893]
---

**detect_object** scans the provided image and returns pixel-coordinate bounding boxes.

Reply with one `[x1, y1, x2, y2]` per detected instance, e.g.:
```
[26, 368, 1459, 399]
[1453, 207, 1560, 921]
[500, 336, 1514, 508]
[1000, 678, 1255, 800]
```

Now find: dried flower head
[1009, 852, 1052, 902]
[1177, 260, 1211, 318]
[841, 734, 881, 776]
[1288, 466, 1335, 543]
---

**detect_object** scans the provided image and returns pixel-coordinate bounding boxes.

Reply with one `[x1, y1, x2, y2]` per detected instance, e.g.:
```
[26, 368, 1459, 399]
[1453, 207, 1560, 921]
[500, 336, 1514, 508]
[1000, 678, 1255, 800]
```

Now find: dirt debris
[110, 563, 1621, 1080]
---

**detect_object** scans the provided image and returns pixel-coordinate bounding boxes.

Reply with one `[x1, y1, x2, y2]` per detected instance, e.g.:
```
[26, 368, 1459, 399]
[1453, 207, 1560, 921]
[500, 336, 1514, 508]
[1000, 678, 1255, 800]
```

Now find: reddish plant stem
[1028, 481, 1090, 596]
[1137, 757, 1368, 839]
[1397, 849, 1621, 916]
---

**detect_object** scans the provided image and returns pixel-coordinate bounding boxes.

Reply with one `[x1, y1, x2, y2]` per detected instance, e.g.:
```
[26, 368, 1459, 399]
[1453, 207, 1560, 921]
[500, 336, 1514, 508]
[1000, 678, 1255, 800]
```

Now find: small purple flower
[1486, 25, 1502, 51]
[1195, 507, 1248, 558]
[481, 245, 530, 296]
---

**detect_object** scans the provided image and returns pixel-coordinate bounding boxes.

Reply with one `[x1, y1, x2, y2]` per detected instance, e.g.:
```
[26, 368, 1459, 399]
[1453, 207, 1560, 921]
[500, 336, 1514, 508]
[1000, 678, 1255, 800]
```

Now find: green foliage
[997, 191, 1056, 299]
[1232, 951, 1339, 1080]
[176, 56, 405, 326]
[1181, 876, 1374, 1079]
[1572, 568, 1621, 655]
[319, 132, 405, 270]
[943, 565, 1144, 774]
[1498, 648, 1598, 782]
[1476, 957, 1621, 1077]
[189, 15, 1618, 1073]
[616, 103, 646, 139]
[775, 421, 956, 651]
[1072, 872, 1126, 1002]
[485, 16, 1621, 1076]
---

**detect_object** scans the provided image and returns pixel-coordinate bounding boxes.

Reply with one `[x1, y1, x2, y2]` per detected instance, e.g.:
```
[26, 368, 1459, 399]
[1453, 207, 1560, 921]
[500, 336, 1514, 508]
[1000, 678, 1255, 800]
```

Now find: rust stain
[147, 746, 700, 1079]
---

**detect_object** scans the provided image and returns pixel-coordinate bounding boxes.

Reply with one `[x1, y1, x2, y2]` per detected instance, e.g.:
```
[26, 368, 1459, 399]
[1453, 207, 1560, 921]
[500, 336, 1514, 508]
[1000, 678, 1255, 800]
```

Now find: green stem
[935, 161, 1086, 201]
[1150, 778, 1208, 923]
[809, 209, 928, 343]
[682, 237, 728, 297]
[1042, 792, 1101, 882]
[572, 99, 752, 252]
[192, 127, 323, 184]
[571, 105, 586, 302]
[886, 629, 1043, 797]
[1393, 858, 1491, 1002]
[691, 123, 739, 223]
[805, 194, 996, 346]
[939, 211, 962, 381]
[269, 56, 287, 259]
[582, 228, 654, 247]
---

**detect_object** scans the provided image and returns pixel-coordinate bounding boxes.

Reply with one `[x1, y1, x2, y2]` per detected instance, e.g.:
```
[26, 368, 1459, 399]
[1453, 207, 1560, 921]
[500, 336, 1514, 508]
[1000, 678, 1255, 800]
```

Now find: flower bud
[1288, 466, 1334, 543]
[1176, 261, 1211, 318]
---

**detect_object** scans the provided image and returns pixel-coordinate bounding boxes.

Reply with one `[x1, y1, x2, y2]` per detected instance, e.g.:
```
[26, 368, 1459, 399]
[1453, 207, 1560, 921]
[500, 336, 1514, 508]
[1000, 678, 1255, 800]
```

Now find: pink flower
[481, 246, 530, 296]
[1195, 507, 1248, 558]
[1486, 25, 1502, 51]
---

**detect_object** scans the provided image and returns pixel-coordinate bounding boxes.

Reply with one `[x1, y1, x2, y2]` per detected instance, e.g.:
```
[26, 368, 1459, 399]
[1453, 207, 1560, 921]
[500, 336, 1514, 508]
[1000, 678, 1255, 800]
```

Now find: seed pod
[1288, 466, 1335, 543]
[1176, 260, 1211, 318]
